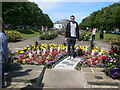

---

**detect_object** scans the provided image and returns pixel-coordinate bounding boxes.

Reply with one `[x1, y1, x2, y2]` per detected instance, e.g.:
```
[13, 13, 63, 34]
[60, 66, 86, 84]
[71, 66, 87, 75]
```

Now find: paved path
[37, 67, 119, 89]
[40, 69, 85, 88]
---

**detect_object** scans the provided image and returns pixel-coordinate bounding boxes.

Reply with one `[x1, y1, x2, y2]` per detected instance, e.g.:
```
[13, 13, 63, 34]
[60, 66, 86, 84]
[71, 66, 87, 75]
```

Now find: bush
[5, 30, 22, 42]
[109, 40, 120, 46]
[79, 31, 91, 41]
[39, 31, 57, 40]
[56, 30, 65, 35]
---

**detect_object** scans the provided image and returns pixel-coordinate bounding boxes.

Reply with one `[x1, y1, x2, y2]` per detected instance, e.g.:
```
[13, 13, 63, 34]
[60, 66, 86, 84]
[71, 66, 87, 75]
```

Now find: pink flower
[39, 53, 42, 56]
[18, 58, 22, 62]
[38, 59, 44, 64]
[92, 62, 96, 65]
[92, 58, 96, 61]
[35, 55, 39, 59]
[25, 54, 29, 58]
[86, 57, 90, 59]
[27, 62, 30, 64]
[26, 59, 32, 62]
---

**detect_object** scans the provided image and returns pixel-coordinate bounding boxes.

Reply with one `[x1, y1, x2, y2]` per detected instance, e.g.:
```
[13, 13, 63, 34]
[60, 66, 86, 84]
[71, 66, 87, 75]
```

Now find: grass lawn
[5, 29, 40, 39]
[20, 30, 40, 38]
[95, 32, 120, 41]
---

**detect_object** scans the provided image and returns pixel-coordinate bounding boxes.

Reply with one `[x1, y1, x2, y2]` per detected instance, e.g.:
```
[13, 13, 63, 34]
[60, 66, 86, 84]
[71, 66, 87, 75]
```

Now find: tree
[79, 2, 120, 31]
[2, 2, 53, 29]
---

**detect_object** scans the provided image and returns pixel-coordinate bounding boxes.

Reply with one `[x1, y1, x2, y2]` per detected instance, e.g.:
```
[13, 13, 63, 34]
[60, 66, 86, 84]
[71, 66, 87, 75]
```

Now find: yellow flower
[80, 46, 87, 51]
[58, 44, 66, 50]
[28, 48, 30, 50]
[49, 43, 57, 49]
[74, 44, 78, 49]
[40, 44, 47, 49]
[16, 51, 19, 53]
[32, 45, 35, 47]
[23, 47, 27, 50]
[19, 51, 24, 54]
[20, 49, 24, 51]
[100, 49, 105, 54]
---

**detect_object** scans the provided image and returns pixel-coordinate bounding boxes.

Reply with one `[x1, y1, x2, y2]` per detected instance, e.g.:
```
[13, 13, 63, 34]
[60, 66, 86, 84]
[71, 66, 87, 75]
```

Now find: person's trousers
[92, 35, 95, 41]
[2, 63, 6, 87]
[67, 37, 76, 57]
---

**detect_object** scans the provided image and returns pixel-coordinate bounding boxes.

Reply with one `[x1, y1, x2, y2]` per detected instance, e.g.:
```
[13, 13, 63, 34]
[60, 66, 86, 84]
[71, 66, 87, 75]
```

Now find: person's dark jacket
[65, 21, 79, 39]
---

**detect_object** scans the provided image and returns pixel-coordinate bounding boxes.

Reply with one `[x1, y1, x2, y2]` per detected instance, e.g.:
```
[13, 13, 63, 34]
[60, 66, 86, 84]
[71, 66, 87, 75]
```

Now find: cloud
[37, 2, 58, 12]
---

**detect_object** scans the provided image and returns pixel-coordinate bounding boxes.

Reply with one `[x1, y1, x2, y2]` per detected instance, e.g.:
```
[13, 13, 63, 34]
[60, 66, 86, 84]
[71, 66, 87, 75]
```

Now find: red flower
[26, 59, 32, 62]
[101, 56, 105, 59]
[92, 62, 96, 65]
[18, 58, 22, 62]
[22, 56, 26, 59]
[109, 50, 113, 53]
[38, 59, 44, 64]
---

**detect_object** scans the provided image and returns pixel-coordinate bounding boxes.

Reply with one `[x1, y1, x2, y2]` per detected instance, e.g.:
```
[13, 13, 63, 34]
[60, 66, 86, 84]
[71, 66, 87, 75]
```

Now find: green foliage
[39, 31, 57, 40]
[95, 32, 120, 41]
[79, 31, 92, 41]
[56, 30, 65, 35]
[5, 30, 22, 42]
[5, 29, 40, 39]
[2, 2, 53, 29]
[80, 3, 120, 31]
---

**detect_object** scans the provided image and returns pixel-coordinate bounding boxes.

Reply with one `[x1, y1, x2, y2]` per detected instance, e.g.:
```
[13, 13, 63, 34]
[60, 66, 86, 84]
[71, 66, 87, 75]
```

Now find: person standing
[65, 15, 79, 59]
[0, 19, 8, 88]
[92, 28, 97, 41]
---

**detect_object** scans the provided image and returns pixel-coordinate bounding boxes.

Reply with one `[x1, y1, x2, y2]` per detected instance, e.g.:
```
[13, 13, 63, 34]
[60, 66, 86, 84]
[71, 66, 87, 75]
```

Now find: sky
[29, 1, 119, 23]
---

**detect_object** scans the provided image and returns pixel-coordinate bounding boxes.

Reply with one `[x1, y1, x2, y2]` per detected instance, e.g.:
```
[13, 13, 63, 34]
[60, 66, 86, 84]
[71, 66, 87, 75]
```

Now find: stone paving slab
[81, 67, 119, 86]
[53, 57, 82, 70]
[85, 73, 118, 85]
[81, 67, 93, 72]
[5, 64, 44, 82]
[91, 68, 104, 73]
[40, 69, 85, 88]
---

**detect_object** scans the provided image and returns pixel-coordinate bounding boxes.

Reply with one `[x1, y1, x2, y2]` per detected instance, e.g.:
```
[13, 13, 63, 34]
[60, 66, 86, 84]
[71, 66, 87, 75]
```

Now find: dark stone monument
[100, 31, 104, 39]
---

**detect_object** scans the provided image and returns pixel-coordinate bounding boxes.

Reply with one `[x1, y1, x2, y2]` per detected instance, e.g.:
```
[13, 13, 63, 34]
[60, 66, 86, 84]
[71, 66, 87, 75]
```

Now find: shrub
[56, 30, 65, 35]
[109, 40, 120, 46]
[79, 31, 91, 41]
[5, 30, 22, 42]
[39, 31, 57, 40]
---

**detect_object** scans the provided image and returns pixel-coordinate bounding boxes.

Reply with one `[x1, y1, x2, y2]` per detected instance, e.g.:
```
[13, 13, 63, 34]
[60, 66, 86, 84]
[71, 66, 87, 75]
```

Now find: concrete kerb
[33, 66, 46, 87]
[87, 81, 119, 86]
[4, 64, 45, 89]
